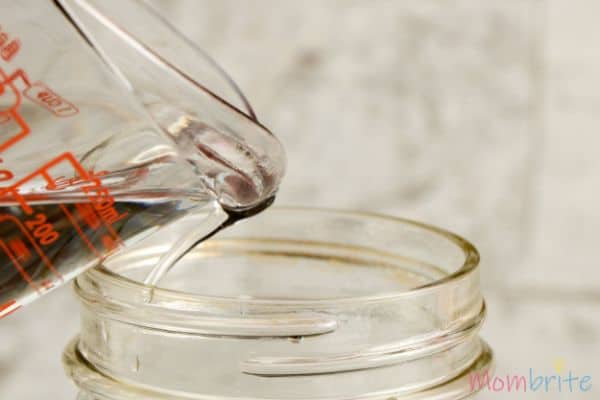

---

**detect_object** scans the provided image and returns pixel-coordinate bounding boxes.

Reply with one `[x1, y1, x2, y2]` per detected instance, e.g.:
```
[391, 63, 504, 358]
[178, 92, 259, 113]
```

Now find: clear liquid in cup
[0, 118, 281, 317]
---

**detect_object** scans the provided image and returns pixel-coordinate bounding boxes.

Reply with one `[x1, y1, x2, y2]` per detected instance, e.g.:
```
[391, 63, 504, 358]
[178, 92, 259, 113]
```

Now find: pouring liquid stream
[0, 191, 275, 309]
[141, 194, 275, 290]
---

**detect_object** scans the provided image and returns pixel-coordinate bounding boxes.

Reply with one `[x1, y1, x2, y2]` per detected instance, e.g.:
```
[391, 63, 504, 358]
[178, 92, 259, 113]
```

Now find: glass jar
[63, 208, 492, 399]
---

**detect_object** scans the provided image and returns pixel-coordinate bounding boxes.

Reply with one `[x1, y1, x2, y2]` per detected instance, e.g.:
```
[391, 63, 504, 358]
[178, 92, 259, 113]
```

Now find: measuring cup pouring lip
[54, 0, 286, 211]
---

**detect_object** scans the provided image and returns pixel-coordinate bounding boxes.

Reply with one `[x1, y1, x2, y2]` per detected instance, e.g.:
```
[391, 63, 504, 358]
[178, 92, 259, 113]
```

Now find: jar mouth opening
[78, 207, 480, 308]
[67, 208, 489, 399]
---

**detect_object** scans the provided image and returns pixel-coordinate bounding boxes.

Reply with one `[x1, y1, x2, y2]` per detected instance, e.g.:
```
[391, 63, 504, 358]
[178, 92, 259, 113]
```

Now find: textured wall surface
[1, 1, 599, 398]
[163, 0, 542, 284]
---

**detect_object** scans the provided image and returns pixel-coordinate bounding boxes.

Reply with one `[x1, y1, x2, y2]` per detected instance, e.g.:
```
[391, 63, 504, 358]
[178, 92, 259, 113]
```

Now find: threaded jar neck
[64, 207, 492, 399]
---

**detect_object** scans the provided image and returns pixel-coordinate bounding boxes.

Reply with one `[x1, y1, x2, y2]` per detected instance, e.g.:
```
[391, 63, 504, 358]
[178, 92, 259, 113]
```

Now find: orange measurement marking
[0, 25, 20, 62]
[24, 82, 79, 117]
[99, 217, 124, 247]
[41, 171, 57, 189]
[0, 300, 20, 319]
[0, 67, 31, 153]
[75, 202, 101, 230]
[3, 189, 34, 215]
[0, 240, 39, 292]
[50, 171, 108, 191]
[40, 280, 54, 290]
[2, 152, 89, 195]
[0, 214, 62, 281]
[0, 109, 30, 153]
[59, 205, 101, 258]
[80, 176, 125, 245]
[101, 234, 118, 252]
[8, 238, 31, 261]
[3, 68, 31, 87]
[0, 152, 90, 202]
[0, 152, 123, 245]
[0, 152, 123, 267]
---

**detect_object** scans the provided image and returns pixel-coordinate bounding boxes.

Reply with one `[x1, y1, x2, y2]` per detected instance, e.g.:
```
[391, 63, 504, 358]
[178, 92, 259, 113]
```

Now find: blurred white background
[1, 0, 599, 398]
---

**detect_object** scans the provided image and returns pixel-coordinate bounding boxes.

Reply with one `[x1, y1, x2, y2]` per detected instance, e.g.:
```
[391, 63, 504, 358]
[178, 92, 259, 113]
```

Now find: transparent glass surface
[0, 0, 284, 314]
[64, 208, 492, 399]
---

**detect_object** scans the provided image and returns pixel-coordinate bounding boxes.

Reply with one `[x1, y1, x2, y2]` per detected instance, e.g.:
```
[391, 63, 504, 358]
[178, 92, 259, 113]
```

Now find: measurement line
[0, 300, 20, 319]
[0, 240, 39, 293]
[59, 204, 101, 258]
[0, 152, 89, 197]
[100, 219, 124, 246]
[0, 215, 62, 281]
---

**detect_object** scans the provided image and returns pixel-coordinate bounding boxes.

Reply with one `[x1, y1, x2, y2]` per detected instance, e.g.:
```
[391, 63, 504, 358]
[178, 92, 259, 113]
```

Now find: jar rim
[78, 206, 480, 308]
[67, 207, 489, 399]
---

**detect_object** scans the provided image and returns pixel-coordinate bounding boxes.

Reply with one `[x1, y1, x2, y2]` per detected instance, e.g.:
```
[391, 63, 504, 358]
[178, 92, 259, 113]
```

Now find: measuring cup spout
[56, 0, 286, 211]
[0, 1, 285, 314]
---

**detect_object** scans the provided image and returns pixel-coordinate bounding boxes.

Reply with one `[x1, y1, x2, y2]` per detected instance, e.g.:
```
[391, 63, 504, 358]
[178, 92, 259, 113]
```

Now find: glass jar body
[64, 208, 492, 399]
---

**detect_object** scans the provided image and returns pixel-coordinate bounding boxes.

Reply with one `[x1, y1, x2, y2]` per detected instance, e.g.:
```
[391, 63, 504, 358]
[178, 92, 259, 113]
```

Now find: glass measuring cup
[0, 0, 285, 317]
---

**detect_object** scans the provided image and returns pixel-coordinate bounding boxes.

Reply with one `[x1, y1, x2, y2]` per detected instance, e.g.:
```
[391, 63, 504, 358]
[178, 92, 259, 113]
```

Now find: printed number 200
[25, 214, 59, 245]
